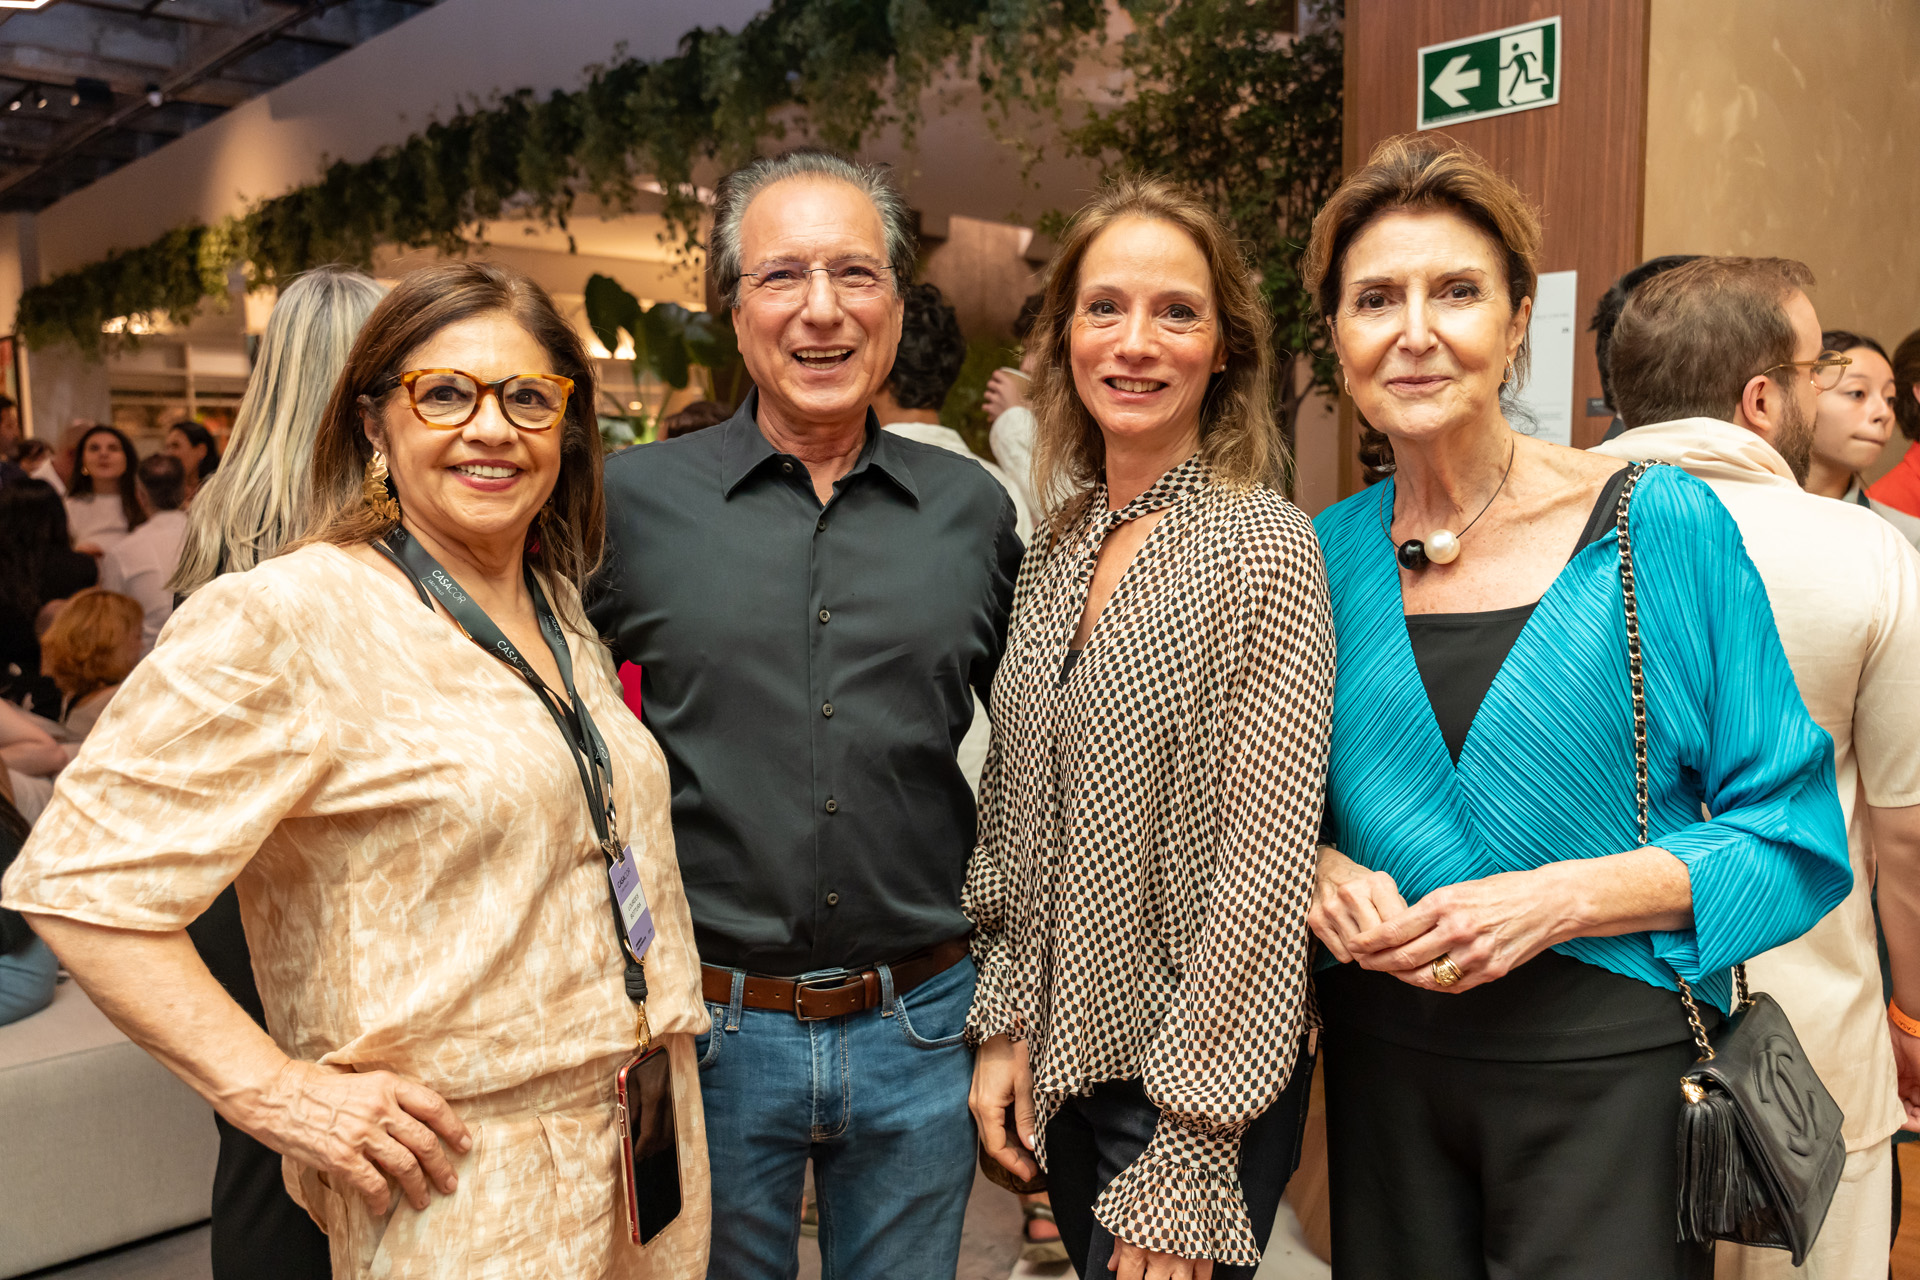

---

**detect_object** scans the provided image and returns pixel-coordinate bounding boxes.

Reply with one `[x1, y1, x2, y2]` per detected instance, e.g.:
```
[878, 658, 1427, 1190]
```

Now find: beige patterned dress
[1, 543, 710, 1279]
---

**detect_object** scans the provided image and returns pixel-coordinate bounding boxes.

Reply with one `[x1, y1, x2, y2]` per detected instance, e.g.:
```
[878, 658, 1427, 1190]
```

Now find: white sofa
[0, 977, 218, 1277]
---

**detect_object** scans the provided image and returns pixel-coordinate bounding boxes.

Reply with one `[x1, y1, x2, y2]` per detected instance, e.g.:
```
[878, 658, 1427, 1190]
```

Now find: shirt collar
[1077, 452, 1212, 548]
[1591, 416, 1799, 489]
[719, 388, 919, 503]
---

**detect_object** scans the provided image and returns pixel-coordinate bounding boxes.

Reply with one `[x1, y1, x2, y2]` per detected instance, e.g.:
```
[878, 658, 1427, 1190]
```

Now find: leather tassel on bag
[1667, 989, 1842, 1263]
[1676, 1078, 1758, 1240]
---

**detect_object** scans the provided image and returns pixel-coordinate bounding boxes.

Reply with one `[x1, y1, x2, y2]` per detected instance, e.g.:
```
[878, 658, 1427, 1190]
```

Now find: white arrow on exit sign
[1429, 54, 1481, 108]
[1418, 17, 1561, 129]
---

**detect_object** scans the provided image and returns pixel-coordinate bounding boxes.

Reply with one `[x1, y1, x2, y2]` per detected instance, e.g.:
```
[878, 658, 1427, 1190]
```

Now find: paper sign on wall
[1513, 270, 1578, 446]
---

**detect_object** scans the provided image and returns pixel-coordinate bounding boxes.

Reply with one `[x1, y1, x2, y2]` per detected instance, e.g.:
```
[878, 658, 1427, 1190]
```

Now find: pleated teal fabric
[1313, 464, 1850, 1012]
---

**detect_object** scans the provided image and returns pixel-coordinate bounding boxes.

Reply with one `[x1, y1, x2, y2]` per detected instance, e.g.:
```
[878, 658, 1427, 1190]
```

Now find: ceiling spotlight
[145, 84, 164, 109]
[6, 99, 19, 113]
[71, 78, 113, 109]
[33, 88, 49, 110]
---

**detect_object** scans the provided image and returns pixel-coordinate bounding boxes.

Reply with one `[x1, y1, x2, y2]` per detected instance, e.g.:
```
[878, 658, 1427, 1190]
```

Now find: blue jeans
[0, 936, 57, 1025]
[697, 955, 978, 1280]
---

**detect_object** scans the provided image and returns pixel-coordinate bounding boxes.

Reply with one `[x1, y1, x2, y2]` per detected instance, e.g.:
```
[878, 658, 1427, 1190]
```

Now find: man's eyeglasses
[389, 369, 575, 432]
[1759, 354, 1851, 393]
[739, 260, 895, 301]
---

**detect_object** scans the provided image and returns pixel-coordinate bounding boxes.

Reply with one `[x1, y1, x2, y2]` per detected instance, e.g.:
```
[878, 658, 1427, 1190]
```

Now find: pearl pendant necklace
[1379, 437, 1516, 571]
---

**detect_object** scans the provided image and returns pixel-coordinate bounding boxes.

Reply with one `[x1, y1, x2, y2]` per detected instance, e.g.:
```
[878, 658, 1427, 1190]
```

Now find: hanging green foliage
[15, 0, 1344, 444]
[16, 0, 1102, 353]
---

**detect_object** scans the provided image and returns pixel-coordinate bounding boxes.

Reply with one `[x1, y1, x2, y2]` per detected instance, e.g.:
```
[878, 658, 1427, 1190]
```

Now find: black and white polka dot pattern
[964, 455, 1336, 1264]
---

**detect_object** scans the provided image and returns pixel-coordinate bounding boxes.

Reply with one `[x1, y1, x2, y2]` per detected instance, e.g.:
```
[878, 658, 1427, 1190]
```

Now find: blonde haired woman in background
[169, 265, 387, 1280]
[173, 266, 388, 593]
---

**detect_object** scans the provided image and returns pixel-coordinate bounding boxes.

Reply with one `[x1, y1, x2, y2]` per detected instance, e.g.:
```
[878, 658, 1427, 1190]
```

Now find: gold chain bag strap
[1615, 462, 1845, 1265]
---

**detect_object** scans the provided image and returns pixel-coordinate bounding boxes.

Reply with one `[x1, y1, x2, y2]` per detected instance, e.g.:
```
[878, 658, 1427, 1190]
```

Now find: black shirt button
[822, 702, 834, 718]
[825, 797, 838, 814]
[781, 461, 795, 474]
[826, 892, 840, 906]
[818, 608, 831, 624]
[817, 518, 828, 532]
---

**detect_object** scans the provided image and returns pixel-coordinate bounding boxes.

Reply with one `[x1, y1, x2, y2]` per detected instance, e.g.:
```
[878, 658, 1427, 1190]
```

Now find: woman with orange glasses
[3, 262, 710, 1279]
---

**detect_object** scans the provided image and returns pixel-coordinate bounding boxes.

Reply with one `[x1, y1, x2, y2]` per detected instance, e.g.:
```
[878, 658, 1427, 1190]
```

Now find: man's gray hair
[710, 148, 916, 308]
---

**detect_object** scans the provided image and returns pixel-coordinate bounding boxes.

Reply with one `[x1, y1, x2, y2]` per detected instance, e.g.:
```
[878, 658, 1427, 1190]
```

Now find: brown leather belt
[701, 937, 970, 1022]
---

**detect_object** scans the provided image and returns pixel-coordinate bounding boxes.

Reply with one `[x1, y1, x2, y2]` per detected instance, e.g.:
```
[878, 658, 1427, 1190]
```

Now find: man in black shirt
[589, 148, 1021, 1280]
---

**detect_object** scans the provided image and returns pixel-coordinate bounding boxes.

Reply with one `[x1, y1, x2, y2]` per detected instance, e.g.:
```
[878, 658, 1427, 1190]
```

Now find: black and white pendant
[1395, 529, 1460, 571]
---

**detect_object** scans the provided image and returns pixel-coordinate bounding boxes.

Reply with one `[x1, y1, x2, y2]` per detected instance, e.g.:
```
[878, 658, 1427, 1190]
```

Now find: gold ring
[1431, 954, 1463, 987]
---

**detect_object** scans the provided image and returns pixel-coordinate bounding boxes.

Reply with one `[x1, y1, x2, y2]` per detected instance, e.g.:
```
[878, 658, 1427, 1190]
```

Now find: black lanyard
[375, 529, 648, 1006]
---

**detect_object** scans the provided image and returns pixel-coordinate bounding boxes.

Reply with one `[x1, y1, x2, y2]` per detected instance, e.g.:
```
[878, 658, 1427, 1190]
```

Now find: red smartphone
[615, 1045, 682, 1245]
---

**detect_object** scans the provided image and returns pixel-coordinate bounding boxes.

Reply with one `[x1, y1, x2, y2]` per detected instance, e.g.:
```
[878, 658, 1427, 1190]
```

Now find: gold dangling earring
[364, 450, 401, 524]
[1501, 359, 1515, 387]
[1342, 371, 1353, 396]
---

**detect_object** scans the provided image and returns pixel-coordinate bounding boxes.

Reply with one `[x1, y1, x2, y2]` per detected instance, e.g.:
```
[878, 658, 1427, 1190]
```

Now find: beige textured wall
[1644, 0, 1920, 474]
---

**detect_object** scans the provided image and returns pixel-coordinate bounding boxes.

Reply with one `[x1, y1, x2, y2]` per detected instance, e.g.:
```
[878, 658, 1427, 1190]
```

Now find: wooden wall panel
[1338, 0, 1651, 494]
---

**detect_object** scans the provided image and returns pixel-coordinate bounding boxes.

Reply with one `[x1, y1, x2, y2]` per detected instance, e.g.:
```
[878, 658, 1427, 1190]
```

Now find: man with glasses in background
[589, 148, 1022, 1280]
[1596, 256, 1920, 1280]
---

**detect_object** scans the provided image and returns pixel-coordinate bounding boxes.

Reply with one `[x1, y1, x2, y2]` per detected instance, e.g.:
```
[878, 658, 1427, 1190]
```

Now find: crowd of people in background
[0, 132, 1918, 1280]
[0, 396, 230, 1029]
[0, 418, 217, 745]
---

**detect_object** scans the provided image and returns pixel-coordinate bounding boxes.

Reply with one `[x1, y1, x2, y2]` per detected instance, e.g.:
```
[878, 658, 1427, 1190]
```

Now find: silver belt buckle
[793, 969, 858, 1022]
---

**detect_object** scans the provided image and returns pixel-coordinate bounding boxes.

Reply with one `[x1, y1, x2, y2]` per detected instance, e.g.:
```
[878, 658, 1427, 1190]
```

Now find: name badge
[608, 847, 655, 961]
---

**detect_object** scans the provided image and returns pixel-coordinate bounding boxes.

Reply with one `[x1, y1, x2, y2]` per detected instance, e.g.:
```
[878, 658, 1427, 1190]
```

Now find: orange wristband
[1890, 1000, 1920, 1039]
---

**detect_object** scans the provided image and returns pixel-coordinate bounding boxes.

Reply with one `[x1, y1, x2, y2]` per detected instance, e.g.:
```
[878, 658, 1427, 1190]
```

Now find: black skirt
[1320, 962, 1714, 1280]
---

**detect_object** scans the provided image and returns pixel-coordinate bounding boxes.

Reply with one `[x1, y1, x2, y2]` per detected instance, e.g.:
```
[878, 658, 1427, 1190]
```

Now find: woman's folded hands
[1309, 844, 1694, 994]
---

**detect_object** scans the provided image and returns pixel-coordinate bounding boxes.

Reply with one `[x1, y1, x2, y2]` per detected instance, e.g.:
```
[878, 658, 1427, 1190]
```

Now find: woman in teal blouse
[1302, 135, 1850, 1279]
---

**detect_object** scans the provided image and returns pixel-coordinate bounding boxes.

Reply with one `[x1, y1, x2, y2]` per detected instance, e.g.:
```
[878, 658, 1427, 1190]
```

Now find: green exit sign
[1418, 16, 1561, 130]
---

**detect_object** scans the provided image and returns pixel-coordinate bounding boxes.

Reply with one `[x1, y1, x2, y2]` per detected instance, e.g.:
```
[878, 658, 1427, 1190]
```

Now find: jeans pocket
[893, 957, 975, 1049]
[695, 1004, 726, 1069]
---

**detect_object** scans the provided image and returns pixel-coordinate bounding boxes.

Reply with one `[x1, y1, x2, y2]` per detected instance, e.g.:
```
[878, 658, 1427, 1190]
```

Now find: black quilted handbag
[1613, 462, 1846, 1265]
